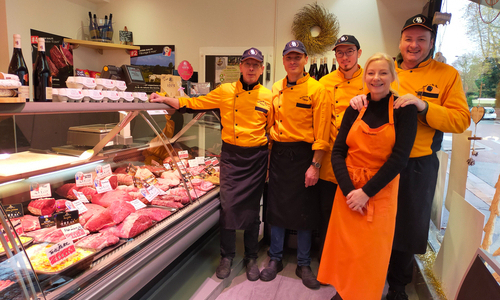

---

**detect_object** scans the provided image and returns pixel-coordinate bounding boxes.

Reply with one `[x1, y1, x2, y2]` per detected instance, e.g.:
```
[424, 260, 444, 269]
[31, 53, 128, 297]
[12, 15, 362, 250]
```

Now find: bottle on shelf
[323, 56, 329, 76]
[93, 14, 99, 39]
[106, 13, 114, 42]
[8, 34, 29, 101]
[89, 12, 98, 40]
[331, 58, 337, 72]
[33, 38, 52, 102]
[308, 57, 318, 80]
[100, 15, 108, 41]
[317, 58, 325, 81]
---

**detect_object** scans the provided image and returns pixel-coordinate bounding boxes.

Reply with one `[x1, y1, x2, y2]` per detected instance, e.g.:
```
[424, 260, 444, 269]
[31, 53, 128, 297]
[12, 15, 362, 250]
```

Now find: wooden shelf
[64, 38, 139, 53]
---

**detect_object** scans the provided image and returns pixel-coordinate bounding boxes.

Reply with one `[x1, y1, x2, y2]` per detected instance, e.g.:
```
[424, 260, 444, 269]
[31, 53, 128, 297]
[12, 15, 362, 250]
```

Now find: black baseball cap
[402, 14, 434, 33]
[283, 40, 307, 56]
[333, 35, 360, 50]
[241, 47, 264, 62]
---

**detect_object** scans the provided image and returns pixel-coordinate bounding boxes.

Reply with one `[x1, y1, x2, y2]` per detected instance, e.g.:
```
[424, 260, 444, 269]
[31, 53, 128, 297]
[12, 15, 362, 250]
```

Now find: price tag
[128, 199, 147, 210]
[72, 190, 90, 203]
[55, 210, 80, 228]
[211, 157, 219, 166]
[204, 157, 213, 166]
[178, 150, 189, 159]
[94, 178, 113, 194]
[146, 110, 169, 115]
[61, 223, 87, 240]
[72, 200, 88, 214]
[39, 215, 55, 229]
[75, 172, 93, 187]
[196, 156, 205, 166]
[140, 184, 160, 202]
[30, 183, 51, 199]
[95, 164, 112, 179]
[188, 159, 198, 167]
[163, 163, 172, 170]
[45, 238, 76, 266]
[2, 204, 24, 219]
[155, 185, 167, 195]
[176, 161, 187, 173]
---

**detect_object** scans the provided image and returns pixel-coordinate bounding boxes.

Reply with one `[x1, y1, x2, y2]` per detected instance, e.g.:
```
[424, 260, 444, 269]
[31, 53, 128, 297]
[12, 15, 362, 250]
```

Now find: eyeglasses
[242, 61, 262, 69]
[335, 49, 356, 58]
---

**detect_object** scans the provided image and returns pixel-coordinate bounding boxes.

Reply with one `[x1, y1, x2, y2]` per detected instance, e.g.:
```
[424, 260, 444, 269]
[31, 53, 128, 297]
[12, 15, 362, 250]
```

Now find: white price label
[95, 164, 112, 179]
[94, 178, 113, 194]
[176, 161, 187, 173]
[196, 156, 205, 166]
[45, 238, 77, 266]
[178, 150, 189, 159]
[75, 172, 93, 187]
[147, 110, 169, 115]
[211, 157, 219, 166]
[72, 200, 88, 214]
[72, 190, 90, 203]
[140, 185, 160, 202]
[30, 183, 52, 199]
[61, 224, 87, 240]
[163, 163, 172, 170]
[188, 159, 198, 167]
[128, 199, 147, 210]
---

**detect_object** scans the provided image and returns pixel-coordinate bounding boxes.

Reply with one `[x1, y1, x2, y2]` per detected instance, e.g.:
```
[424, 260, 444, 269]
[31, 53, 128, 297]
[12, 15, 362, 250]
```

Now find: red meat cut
[20, 215, 41, 232]
[151, 199, 184, 208]
[84, 210, 115, 232]
[110, 213, 153, 238]
[27, 198, 56, 216]
[79, 204, 106, 226]
[135, 208, 171, 222]
[108, 200, 135, 224]
[75, 232, 119, 250]
[91, 190, 133, 208]
[24, 227, 57, 243]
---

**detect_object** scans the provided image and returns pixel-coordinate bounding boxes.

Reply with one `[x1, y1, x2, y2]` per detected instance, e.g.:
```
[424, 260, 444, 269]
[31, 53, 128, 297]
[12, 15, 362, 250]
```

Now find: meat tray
[0, 236, 34, 257]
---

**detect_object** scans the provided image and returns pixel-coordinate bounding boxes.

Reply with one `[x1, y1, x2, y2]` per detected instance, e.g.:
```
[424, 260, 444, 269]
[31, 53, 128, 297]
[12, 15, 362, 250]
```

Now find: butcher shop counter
[0, 103, 224, 299]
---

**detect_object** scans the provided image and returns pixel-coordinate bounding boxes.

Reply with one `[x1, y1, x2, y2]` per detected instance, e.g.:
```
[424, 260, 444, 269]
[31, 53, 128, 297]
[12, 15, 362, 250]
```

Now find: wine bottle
[93, 14, 99, 39]
[8, 34, 29, 101]
[323, 56, 329, 76]
[89, 12, 98, 40]
[33, 38, 52, 102]
[107, 13, 113, 42]
[317, 58, 325, 81]
[308, 57, 318, 80]
[331, 58, 337, 72]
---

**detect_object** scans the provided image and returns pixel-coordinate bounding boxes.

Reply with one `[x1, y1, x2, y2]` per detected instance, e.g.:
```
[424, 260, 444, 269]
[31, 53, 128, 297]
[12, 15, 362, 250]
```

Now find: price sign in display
[72, 190, 90, 203]
[128, 199, 147, 210]
[39, 215, 55, 229]
[163, 163, 172, 170]
[140, 184, 160, 202]
[2, 204, 24, 219]
[45, 238, 76, 266]
[72, 200, 88, 215]
[196, 156, 205, 166]
[178, 150, 189, 159]
[95, 164, 112, 179]
[30, 183, 51, 199]
[188, 159, 198, 167]
[75, 172, 93, 187]
[94, 178, 113, 194]
[55, 210, 79, 228]
[61, 223, 87, 240]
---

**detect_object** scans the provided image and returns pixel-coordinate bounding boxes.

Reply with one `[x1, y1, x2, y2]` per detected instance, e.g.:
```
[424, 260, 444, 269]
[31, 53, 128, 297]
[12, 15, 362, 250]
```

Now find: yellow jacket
[178, 80, 272, 147]
[269, 74, 330, 152]
[394, 58, 471, 158]
[318, 67, 364, 183]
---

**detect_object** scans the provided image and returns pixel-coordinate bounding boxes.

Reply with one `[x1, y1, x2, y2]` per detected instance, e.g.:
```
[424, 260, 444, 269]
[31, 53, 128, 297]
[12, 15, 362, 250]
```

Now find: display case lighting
[0, 179, 24, 187]
[28, 160, 104, 180]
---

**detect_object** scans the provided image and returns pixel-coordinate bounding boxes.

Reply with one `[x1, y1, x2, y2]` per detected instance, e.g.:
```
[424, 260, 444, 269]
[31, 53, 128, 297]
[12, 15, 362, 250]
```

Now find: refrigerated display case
[0, 101, 222, 300]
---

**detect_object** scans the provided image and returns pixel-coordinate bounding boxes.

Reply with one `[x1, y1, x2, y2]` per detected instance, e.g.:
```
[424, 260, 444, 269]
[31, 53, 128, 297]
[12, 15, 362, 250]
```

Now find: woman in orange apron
[317, 53, 418, 300]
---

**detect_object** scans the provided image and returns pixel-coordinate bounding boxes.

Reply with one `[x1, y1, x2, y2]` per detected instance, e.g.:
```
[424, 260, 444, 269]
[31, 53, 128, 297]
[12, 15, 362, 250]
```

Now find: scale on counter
[67, 124, 119, 147]
[101, 64, 146, 91]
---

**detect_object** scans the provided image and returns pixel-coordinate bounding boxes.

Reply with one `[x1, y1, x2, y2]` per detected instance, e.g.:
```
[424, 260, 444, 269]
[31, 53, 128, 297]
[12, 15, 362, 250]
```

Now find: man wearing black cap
[150, 48, 272, 281]
[261, 40, 330, 290]
[317, 34, 364, 260]
[350, 14, 470, 300]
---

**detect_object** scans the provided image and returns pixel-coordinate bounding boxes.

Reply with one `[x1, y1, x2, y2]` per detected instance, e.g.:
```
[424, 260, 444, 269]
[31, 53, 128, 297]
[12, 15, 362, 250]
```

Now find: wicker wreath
[292, 2, 339, 56]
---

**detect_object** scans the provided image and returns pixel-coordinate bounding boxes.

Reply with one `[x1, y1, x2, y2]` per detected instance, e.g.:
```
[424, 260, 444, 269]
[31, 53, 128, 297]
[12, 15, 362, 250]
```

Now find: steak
[20, 215, 40, 232]
[24, 227, 57, 243]
[75, 232, 119, 250]
[56, 183, 97, 200]
[84, 209, 115, 232]
[79, 204, 106, 226]
[135, 208, 171, 222]
[151, 199, 184, 208]
[55, 199, 69, 212]
[27, 198, 56, 216]
[91, 190, 133, 208]
[108, 200, 135, 224]
[112, 213, 153, 238]
[116, 173, 133, 186]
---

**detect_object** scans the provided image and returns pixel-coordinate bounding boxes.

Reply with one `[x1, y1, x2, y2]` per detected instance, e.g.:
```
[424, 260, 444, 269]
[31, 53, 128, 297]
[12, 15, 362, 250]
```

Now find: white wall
[3, 0, 428, 87]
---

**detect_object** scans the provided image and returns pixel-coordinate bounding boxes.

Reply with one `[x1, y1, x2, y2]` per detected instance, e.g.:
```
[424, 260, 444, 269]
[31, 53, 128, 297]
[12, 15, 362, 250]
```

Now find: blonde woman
[317, 53, 417, 300]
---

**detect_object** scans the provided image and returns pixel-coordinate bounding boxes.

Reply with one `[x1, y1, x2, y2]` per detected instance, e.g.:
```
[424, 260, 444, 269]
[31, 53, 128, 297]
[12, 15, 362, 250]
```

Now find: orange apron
[318, 95, 399, 300]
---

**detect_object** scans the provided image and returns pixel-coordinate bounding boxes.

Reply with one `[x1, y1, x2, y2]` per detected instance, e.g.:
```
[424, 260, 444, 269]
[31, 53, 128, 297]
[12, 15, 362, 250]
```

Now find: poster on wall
[30, 29, 74, 88]
[129, 45, 175, 93]
[215, 56, 240, 87]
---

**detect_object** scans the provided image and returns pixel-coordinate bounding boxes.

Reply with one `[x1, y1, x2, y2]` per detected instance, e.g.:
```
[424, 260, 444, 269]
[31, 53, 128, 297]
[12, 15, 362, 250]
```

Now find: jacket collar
[284, 73, 310, 87]
[336, 65, 363, 80]
[396, 52, 433, 70]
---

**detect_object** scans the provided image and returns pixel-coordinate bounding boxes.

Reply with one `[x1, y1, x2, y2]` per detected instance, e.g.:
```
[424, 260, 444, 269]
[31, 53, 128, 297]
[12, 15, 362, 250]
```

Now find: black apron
[219, 142, 268, 230]
[392, 154, 439, 254]
[266, 141, 319, 230]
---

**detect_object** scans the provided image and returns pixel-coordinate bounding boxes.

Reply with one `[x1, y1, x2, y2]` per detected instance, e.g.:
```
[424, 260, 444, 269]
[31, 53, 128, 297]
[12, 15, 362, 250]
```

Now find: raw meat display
[116, 185, 138, 192]
[27, 198, 56, 216]
[108, 200, 135, 224]
[55, 199, 69, 212]
[116, 173, 133, 186]
[151, 199, 184, 209]
[198, 181, 215, 192]
[24, 227, 57, 243]
[56, 183, 97, 200]
[84, 209, 115, 232]
[161, 170, 182, 180]
[110, 213, 153, 238]
[79, 204, 106, 226]
[20, 215, 41, 232]
[75, 232, 119, 251]
[135, 208, 171, 222]
[91, 190, 132, 208]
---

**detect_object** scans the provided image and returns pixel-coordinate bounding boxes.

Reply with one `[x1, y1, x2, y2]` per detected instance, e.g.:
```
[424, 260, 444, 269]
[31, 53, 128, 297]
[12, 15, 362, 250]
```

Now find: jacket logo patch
[255, 106, 268, 114]
[417, 84, 440, 99]
[296, 103, 312, 109]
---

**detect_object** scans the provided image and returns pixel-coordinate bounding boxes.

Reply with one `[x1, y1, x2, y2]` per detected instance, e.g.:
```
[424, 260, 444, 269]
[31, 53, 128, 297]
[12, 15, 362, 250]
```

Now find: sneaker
[386, 289, 409, 300]
[244, 258, 260, 281]
[215, 257, 232, 279]
[295, 265, 320, 290]
[259, 259, 283, 281]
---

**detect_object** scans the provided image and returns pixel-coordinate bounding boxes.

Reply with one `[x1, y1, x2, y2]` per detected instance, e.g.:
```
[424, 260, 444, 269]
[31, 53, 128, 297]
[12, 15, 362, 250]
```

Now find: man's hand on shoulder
[350, 94, 368, 111]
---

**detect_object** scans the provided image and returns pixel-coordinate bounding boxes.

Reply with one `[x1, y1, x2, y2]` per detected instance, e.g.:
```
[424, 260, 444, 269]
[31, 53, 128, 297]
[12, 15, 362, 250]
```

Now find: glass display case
[0, 102, 222, 299]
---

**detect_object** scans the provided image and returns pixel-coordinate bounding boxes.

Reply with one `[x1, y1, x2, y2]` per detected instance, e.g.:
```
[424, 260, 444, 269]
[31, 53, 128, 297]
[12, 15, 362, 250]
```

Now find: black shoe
[386, 289, 409, 300]
[295, 265, 320, 290]
[216, 257, 232, 279]
[244, 258, 260, 281]
[259, 259, 283, 281]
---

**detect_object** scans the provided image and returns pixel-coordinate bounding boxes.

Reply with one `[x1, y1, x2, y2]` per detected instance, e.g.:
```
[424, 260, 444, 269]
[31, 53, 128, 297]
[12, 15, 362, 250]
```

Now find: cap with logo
[401, 14, 434, 33]
[241, 48, 264, 62]
[282, 40, 307, 56]
[333, 35, 360, 50]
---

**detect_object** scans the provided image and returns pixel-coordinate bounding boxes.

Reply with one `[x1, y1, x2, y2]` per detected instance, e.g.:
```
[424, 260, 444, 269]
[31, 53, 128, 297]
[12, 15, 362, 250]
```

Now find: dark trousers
[387, 250, 415, 292]
[317, 179, 337, 258]
[220, 217, 260, 260]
